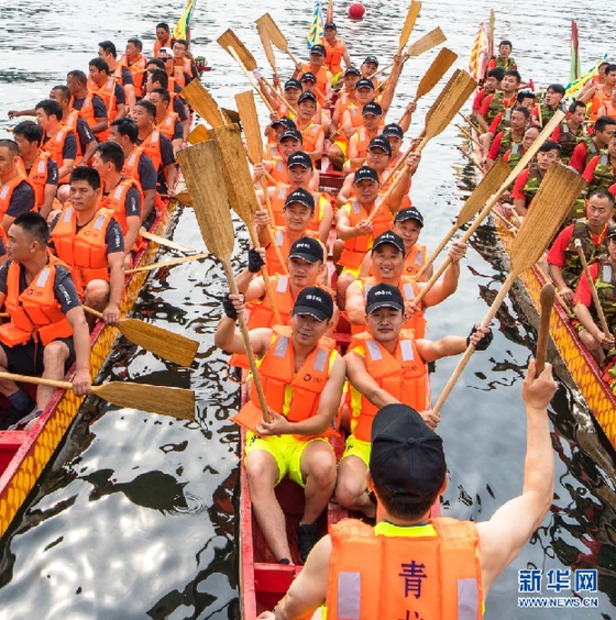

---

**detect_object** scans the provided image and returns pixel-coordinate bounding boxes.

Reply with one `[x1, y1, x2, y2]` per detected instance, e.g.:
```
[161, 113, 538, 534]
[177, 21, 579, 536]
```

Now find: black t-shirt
[0, 260, 81, 313]
[137, 153, 157, 191]
[6, 181, 35, 216]
[0, 237, 5, 257]
[171, 119, 184, 141]
[159, 134, 175, 167]
[120, 66, 133, 86]
[49, 213, 125, 254]
[52, 131, 78, 162]
[172, 96, 188, 121]
[76, 118, 95, 153]
[102, 185, 141, 219]
[24, 157, 58, 187]
[114, 82, 126, 106]
[73, 93, 108, 118]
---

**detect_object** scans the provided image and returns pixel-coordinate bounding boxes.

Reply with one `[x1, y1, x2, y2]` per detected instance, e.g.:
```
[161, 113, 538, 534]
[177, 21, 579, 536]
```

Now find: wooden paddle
[0, 372, 195, 419]
[536, 283, 555, 375]
[415, 111, 567, 296]
[125, 252, 209, 274]
[181, 80, 228, 127]
[398, 1, 422, 55]
[187, 124, 209, 145]
[367, 70, 476, 223]
[140, 229, 196, 253]
[431, 163, 586, 415]
[414, 47, 458, 102]
[256, 21, 279, 84]
[81, 306, 198, 367]
[177, 140, 271, 422]
[575, 239, 611, 336]
[256, 13, 303, 70]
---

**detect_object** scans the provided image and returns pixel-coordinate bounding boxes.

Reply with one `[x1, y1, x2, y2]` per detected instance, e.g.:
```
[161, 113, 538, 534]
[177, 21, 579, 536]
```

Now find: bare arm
[345, 281, 367, 325]
[548, 263, 573, 305]
[164, 163, 177, 192]
[317, 200, 333, 245]
[123, 215, 141, 253]
[40, 183, 57, 219]
[142, 188, 156, 223]
[124, 84, 137, 111]
[103, 251, 125, 324]
[421, 242, 466, 307]
[345, 350, 399, 408]
[91, 117, 109, 135]
[336, 174, 355, 207]
[476, 361, 557, 595]
[214, 295, 272, 355]
[65, 305, 92, 395]
[574, 301, 614, 348]
[57, 158, 75, 180]
[80, 140, 98, 166]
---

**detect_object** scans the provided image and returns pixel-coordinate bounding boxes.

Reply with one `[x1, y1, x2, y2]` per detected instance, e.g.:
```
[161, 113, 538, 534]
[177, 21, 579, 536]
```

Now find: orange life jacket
[300, 63, 330, 102]
[89, 76, 119, 135]
[268, 156, 288, 186]
[324, 39, 345, 77]
[43, 126, 73, 183]
[0, 256, 73, 347]
[327, 518, 483, 620]
[51, 207, 114, 296]
[17, 152, 51, 210]
[70, 92, 105, 138]
[338, 200, 395, 269]
[404, 243, 428, 277]
[0, 173, 35, 220]
[348, 330, 428, 441]
[153, 36, 173, 58]
[275, 102, 297, 122]
[588, 86, 612, 123]
[349, 126, 384, 170]
[352, 276, 426, 337]
[172, 65, 187, 90]
[232, 325, 337, 437]
[100, 177, 143, 251]
[140, 130, 163, 173]
[270, 183, 327, 232]
[120, 54, 147, 97]
[156, 110, 180, 141]
[298, 122, 323, 155]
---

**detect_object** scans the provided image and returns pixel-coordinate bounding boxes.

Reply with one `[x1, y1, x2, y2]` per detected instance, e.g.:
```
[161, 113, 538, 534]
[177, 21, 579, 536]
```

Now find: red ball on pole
[349, 2, 365, 20]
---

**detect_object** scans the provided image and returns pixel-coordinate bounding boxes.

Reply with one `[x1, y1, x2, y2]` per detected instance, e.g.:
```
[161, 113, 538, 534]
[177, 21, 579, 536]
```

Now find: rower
[487, 39, 518, 72]
[573, 229, 616, 364]
[531, 83, 566, 127]
[569, 115, 616, 174]
[359, 207, 432, 280]
[471, 68, 504, 124]
[264, 79, 301, 124]
[582, 133, 616, 195]
[486, 106, 529, 169]
[579, 63, 616, 125]
[91, 141, 142, 264]
[260, 129, 306, 188]
[148, 88, 184, 154]
[153, 22, 173, 58]
[361, 55, 379, 89]
[484, 91, 532, 154]
[0, 212, 91, 430]
[293, 44, 333, 106]
[551, 100, 587, 165]
[258, 151, 333, 244]
[345, 230, 465, 337]
[294, 92, 325, 162]
[108, 117, 158, 226]
[263, 117, 297, 161]
[144, 69, 190, 139]
[346, 102, 385, 173]
[171, 39, 199, 87]
[547, 190, 615, 307]
[66, 69, 109, 140]
[132, 99, 177, 198]
[511, 140, 562, 217]
[13, 121, 59, 219]
[0, 139, 35, 235]
[261, 360, 557, 618]
[88, 57, 128, 131]
[119, 38, 147, 98]
[299, 72, 327, 111]
[476, 69, 521, 137]
[503, 124, 540, 170]
[49, 168, 125, 326]
[598, 85, 616, 119]
[98, 40, 136, 110]
[321, 21, 351, 85]
[336, 283, 492, 517]
[215, 287, 346, 565]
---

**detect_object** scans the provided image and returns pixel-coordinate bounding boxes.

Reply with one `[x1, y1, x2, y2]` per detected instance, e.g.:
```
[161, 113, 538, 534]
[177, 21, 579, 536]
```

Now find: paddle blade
[181, 81, 227, 128]
[511, 164, 586, 273]
[406, 26, 446, 57]
[257, 21, 278, 72]
[256, 13, 288, 51]
[93, 382, 195, 419]
[536, 283, 555, 375]
[398, 1, 422, 54]
[187, 124, 209, 145]
[235, 90, 264, 164]
[118, 318, 199, 367]
[415, 47, 458, 101]
[177, 141, 235, 261]
[426, 69, 460, 122]
[218, 28, 258, 71]
[456, 158, 510, 226]
[211, 124, 262, 224]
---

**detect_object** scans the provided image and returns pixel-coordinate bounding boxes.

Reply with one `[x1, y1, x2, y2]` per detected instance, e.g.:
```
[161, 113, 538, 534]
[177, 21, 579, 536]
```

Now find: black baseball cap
[292, 286, 334, 321]
[284, 78, 302, 91]
[353, 166, 379, 184]
[395, 207, 424, 228]
[344, 66, 361, 77]
[324, 21, 337, 30]
[365, 282, 405, 314]
[279, 129, 302, 143]
[287, 151, 313, 169]
[298, 91, 318, 104]
[371, 230, 405, 255]
[607, 228, 616, 242]
[289, 236, 324, 263]
[368, 136, 392, 155]
[362, 101, 383, 117]
[271, 117, 296, 130]
[300, 72, 317, 83]
[355, 78, 375, 90]
[363, 55, 379, 66]
[383, 123, 404, 139]
[370, 404, 447, 504]
[284, 187, 315, 211]
[311, 44, 326, 56]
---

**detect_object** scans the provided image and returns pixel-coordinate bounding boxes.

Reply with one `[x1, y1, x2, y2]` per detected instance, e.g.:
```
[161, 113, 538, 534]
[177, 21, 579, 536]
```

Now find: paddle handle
[536, 283, 555, 376]
[432, 272, 515, 415]
[575, 240, 610, 335]
[83, 306, 104, 319]
[416, 223, 457, 280]
[125, 252, 210, 274]
[0, 371, 72, 391]
[262, 76, 297, 116]
[140, 229, 196, 253]
[222, 259, 271, 423]
[227, 47, 276, 114]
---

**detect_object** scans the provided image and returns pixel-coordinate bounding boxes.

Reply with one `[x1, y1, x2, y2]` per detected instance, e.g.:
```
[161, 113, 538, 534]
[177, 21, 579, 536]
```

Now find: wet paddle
[177, 140, 271, 422]
[575, 239, 611, 337]
[536, 283, 555, 375]
[125, 252, 209, 274]
[431, 163, 586, 415]
[82, 306, 198, 367]
[0, 372, 195, 419]
[415, 111, 566, 293]
[398, 1, 422, 55]
[140, 230, 196, 253]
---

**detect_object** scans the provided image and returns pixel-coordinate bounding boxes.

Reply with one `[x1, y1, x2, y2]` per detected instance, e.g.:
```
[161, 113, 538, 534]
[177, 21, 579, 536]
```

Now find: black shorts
[0, 337, 76, 376]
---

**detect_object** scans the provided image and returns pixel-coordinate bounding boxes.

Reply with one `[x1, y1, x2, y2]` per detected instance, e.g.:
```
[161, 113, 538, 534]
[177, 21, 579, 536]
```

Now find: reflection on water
[1, 0, 616, 618]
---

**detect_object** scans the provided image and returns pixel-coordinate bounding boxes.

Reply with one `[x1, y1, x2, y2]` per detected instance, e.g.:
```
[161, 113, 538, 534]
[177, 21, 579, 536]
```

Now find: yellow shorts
[341, 434, 371, 468]
[339, 264, 361, 279]
[332, 139, 348, 159]
[245, 432, 331, 487]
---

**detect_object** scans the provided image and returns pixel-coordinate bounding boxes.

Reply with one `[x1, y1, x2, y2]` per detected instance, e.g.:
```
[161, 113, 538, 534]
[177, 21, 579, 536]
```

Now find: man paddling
[215, 287, 346, 565]
[257, 361, 558, 618]
[0, 212, 91, 429]
[0, 140, 35, 235]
